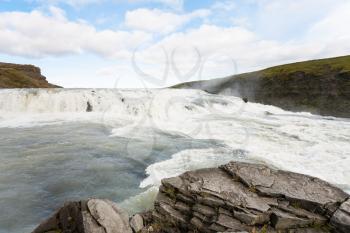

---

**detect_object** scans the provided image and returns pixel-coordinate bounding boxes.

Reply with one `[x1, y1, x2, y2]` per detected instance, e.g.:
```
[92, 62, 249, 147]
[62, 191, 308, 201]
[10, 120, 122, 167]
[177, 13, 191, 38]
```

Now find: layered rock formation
[0, 62, 60, 88]
[173, 55, 350, 118]
[331, 199, 350, 233]
[152, 162, 349, 232]
[33, 162, 350, 233]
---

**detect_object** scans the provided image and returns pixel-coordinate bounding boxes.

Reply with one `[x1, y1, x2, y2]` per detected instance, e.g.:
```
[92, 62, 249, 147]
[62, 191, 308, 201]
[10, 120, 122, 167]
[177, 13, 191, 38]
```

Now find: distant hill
[173, 55, 350, 118]
[0, 62, 61, 88]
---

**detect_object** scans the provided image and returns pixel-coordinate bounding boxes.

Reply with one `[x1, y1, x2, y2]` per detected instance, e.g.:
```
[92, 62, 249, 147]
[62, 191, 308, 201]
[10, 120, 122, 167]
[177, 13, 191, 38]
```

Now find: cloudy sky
[1, 0, 350, 88]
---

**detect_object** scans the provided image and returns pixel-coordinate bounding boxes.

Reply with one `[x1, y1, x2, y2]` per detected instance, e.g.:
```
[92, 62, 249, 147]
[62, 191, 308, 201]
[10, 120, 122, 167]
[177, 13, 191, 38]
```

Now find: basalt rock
[32, 199, 133, 233]
[330, 199, 350, 233]
[150, 161, 349, 233]
[33, 162, 350, 233]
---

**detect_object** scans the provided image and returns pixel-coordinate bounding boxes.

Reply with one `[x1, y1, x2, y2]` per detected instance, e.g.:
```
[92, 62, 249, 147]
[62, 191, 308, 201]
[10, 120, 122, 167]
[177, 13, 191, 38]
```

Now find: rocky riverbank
[32, 162, 350, 233]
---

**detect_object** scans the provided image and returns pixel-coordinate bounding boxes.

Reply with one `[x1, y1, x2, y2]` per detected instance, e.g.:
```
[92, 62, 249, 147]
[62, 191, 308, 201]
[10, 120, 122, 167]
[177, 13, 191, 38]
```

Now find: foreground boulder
[331, 199, 350, 233]
[33, 162, 350, 233]
[32, 199, 132, 233]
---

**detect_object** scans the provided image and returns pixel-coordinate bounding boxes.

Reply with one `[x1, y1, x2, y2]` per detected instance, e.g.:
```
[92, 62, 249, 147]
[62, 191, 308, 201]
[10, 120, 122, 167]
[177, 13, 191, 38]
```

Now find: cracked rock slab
[270, 208, 313, 229]
[33, 162, 350, 233]
[221, 162, 348, 214]
[153, 161, 349, 232]
[331, 199, 350, 233]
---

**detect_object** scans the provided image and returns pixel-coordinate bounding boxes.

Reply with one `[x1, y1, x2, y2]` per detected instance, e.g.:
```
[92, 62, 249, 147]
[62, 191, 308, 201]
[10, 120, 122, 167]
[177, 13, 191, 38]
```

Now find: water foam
[1, 88, 349, 200]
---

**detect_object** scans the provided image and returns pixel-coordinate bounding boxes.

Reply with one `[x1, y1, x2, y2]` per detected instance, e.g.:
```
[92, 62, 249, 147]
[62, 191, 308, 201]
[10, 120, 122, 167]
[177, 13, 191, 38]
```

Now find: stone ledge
[32, 161, 350, 233]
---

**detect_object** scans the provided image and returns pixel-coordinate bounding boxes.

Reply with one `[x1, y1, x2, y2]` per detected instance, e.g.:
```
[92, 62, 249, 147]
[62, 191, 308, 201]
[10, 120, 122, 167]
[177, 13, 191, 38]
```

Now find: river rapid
[0, 88, 349, 233]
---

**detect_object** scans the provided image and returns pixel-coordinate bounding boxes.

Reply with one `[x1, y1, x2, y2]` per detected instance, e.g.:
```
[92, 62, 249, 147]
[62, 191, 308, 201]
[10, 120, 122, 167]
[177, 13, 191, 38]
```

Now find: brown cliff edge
[0, 62, 61, 88]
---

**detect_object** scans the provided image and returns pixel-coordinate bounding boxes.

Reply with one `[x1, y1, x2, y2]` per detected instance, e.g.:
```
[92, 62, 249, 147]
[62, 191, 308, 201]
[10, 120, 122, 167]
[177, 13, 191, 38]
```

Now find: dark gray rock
[189, 217, 207, 231]
[208, 222, 227, 232]
[33, 162, 350, 233]
[197, 194, 225, 207]
[277, 204, 327, 226]
[216, 214, 251, 231]
[152, 161, 349, 233]
[331, 199, 350, 233]
[192, 203, 216, 217]
[176, 193, 194, 204]
[221, 162, 348, 214]
[174, 201, 191, 214]
[155, 191, 175, 206]
[32, 199, 132, 233]
[184, 168, 272, 213]
[155, 202, 188, 226]
[270, 208, 312, 229]
[233, 208, 269, 225]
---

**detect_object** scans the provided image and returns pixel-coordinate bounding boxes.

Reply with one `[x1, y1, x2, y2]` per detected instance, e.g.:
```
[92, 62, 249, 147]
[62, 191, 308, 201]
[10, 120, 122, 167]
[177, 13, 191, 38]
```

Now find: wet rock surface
[33, 162, 350, 233]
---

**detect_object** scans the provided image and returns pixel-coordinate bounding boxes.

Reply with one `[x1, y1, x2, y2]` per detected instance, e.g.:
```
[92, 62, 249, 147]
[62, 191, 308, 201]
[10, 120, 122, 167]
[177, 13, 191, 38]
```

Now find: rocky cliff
[33, 162, 350, 233]
[172, 56, 350, 118]
[0, 62, 60, 88]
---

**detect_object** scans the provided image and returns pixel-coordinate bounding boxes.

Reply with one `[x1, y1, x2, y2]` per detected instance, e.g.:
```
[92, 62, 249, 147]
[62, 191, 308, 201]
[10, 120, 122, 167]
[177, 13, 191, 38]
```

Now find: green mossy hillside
[172, 55, 350, 118]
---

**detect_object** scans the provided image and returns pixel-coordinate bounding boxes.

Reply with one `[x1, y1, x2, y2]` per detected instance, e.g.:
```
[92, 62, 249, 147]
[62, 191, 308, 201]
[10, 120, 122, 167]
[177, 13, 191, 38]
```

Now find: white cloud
[2, 1, 350, 88]
[35, 0, 101, 7]
[129, 0, 183, 10]
[35, 0, 184, 9]
[308, 1, 350, 41]
[125, 8, 210, 34]
[252, 0, 347, 40]
[212, 1, 236, 11]
[0, 7, 151, 58]
[128, 14, 350, 87]
[231, 17, 251, 28]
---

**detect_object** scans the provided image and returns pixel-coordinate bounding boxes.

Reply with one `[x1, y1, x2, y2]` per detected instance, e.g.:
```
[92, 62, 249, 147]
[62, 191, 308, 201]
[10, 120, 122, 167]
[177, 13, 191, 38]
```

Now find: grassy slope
[0, 63, 60, 88]
[172, 55, 350, 117]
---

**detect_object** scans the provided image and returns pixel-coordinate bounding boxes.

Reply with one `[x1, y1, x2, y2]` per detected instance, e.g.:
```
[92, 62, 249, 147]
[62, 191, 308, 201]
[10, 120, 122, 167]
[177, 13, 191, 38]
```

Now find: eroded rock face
[32, 162, 350, 233]
[331, 199, 350, 233]
[221, 162, 348, 216]
[151, 162, 349, 233]
[32, 199, 132, 233]
[0, 62, 61, 88]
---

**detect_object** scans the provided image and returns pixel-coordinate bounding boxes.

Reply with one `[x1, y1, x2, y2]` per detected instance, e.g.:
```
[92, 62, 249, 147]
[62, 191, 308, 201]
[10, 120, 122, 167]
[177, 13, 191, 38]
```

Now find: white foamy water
[0, 88, 349, 232]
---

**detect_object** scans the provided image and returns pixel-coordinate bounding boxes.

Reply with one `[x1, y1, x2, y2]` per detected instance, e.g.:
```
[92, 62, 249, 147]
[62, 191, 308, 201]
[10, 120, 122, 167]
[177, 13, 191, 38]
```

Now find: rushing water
[0, 88, 349, 233]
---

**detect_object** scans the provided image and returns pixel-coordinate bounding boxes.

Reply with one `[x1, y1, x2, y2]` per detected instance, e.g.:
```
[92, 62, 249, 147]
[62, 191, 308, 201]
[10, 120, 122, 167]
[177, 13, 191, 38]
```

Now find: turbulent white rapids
[0, 88, 349, 232]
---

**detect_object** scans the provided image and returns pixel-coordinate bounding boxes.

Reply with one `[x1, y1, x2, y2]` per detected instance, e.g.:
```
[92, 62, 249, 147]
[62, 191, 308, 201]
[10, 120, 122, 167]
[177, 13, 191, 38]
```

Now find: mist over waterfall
[0, 88, 350, 233]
